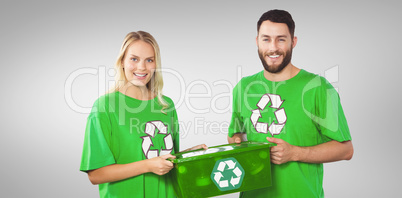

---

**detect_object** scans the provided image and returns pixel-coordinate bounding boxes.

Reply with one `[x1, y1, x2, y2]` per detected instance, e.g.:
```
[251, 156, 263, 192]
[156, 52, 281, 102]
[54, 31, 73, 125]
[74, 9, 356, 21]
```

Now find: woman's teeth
[134, 73, 147, 77]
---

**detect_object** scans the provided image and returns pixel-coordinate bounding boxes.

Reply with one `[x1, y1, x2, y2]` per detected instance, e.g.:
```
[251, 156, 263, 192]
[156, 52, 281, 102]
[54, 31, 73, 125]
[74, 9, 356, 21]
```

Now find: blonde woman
[80, 31, 206, 197]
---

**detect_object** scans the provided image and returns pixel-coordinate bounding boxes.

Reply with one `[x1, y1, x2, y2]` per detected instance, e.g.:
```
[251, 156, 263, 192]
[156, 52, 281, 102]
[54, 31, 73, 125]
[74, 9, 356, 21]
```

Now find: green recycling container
[169, 141, 274, 198]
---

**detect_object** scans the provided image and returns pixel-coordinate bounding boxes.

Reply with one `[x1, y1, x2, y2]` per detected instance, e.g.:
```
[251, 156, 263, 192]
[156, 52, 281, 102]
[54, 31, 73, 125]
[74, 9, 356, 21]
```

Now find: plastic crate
[169, 141, 274, 198]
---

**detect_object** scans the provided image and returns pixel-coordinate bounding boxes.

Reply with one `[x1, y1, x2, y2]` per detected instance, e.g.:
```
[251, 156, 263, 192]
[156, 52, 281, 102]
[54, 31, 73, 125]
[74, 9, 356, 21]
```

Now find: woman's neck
[120, 83, 154, 101]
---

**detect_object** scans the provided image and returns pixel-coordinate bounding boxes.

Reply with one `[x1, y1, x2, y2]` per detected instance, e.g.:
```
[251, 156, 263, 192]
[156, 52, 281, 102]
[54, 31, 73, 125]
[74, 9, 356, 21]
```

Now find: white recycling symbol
[141, 121, 173, 159]
[211, 158, 244, 190]
[251, 94, 287, 136]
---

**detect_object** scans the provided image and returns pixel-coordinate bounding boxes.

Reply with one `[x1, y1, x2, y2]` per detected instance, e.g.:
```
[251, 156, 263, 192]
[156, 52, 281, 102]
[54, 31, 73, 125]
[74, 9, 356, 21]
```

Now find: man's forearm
[293, 140, 353, 163]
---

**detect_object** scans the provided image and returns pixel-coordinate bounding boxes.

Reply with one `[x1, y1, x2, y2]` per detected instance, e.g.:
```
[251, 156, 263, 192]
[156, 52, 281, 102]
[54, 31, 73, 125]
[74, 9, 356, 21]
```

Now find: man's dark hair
[257, 9, 295, 38]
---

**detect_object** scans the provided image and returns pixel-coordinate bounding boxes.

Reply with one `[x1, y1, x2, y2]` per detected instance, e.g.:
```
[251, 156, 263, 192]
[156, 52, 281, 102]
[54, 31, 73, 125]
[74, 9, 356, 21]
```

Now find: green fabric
[80, 91, 179, 198]
[229, 70, 351, 198]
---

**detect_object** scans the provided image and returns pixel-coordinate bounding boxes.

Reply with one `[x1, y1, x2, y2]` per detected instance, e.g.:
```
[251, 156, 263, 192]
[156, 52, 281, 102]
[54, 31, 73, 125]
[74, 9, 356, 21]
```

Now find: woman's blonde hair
[110, 31, 168, 113]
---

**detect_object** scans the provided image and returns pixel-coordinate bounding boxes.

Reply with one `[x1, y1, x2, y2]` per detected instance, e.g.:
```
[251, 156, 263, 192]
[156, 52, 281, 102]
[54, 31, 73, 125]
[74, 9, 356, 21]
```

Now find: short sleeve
[228, 81, 245, 137]
[80, 100, 116, 172]
[316, 77, 352, 142]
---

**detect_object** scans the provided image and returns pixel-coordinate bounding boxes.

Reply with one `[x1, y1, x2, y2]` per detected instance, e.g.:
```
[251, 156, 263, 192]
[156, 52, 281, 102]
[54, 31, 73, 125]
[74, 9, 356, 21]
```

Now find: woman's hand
[147, 154, 176, 175]
[181, 144, 208, 152]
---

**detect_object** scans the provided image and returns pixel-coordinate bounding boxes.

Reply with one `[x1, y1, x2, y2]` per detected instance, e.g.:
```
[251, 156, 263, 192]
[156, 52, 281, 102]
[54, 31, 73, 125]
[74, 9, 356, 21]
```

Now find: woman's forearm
[87, 160, 150, 185]
[87, 154, 175, 185]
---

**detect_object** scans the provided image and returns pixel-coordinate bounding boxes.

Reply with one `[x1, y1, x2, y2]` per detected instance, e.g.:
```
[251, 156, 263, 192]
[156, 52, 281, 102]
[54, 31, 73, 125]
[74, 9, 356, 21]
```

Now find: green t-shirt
[229, 70, 351, 198]
[80, 91, 180, 198]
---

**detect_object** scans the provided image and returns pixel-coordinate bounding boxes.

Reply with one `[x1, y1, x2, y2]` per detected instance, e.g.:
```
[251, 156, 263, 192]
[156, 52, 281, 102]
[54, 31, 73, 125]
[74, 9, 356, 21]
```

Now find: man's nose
[269, 41, 278, 52]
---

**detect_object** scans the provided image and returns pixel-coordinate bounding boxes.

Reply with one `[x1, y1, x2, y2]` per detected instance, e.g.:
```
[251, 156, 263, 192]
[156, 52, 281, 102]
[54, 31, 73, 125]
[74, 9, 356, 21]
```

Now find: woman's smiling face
[122, 40, 156, 88]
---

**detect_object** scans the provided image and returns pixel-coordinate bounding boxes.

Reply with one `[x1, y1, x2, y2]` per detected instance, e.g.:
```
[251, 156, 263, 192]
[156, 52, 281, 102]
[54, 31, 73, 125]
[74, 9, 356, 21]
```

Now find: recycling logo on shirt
[141, 121, 173, 159]
[211, 157, 244, 191]
[251, 94, 287, 136]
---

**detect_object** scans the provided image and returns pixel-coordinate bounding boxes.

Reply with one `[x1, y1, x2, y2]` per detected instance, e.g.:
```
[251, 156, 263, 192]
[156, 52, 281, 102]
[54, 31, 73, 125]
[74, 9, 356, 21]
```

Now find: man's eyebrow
[260, 34, 288, 38]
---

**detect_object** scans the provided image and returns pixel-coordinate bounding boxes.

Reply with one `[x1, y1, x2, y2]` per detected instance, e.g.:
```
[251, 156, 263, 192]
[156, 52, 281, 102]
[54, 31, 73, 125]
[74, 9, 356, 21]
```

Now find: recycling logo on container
[251, 93, 287, 136]
[141, 121, 173, 159]
[211, 157, 244, 191]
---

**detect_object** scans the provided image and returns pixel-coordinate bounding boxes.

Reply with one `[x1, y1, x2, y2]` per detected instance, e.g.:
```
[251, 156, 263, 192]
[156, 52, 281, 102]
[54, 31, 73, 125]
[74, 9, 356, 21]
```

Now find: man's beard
[258, 48, 293, 74]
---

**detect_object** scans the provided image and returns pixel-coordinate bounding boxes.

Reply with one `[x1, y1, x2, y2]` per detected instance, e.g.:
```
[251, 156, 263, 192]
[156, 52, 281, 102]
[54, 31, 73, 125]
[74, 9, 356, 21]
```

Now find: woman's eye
[147, 59, 154, 63]
[131, 58, 138, 61]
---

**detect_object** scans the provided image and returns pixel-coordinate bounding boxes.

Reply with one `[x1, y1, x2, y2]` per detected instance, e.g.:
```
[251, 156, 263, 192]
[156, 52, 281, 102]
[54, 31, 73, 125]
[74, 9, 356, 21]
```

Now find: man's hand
[267, 137, 298, 165]
[227, 133, 245, 144]
[233, 136, 242, 144]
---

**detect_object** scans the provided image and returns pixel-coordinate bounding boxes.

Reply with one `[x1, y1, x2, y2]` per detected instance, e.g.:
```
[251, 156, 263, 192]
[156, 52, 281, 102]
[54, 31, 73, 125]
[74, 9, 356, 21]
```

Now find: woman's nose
[136, 61, 146, 70]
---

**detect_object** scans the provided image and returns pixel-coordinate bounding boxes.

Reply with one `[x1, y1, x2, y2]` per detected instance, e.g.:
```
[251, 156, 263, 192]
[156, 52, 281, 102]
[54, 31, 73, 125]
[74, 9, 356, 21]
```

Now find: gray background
[1, 0, 400, 197]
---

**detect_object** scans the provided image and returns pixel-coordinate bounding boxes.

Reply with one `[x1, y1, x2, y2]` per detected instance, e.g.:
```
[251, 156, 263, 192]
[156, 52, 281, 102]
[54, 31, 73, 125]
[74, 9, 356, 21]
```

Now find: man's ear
[256, 35, 259, 46]
[292, 36, 298, 48]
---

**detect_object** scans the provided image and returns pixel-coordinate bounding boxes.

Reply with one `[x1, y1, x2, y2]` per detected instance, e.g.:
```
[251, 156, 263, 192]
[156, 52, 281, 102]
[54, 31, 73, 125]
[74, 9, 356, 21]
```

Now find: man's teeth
[134, 73, 146, 77]
[269, 55, 280, 58]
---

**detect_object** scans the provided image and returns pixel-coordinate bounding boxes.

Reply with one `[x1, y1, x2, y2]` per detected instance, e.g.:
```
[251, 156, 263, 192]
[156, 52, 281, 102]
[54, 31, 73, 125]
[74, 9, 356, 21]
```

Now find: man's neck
[263, 64, 300, 82]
